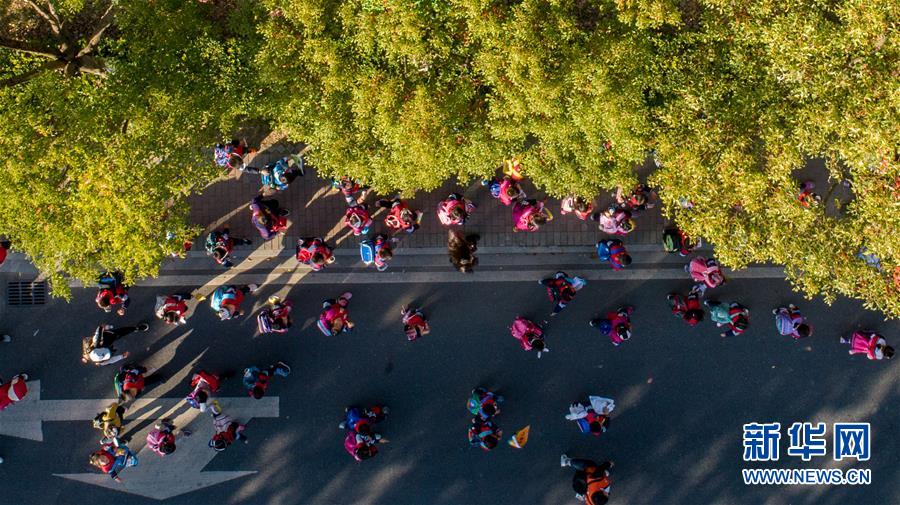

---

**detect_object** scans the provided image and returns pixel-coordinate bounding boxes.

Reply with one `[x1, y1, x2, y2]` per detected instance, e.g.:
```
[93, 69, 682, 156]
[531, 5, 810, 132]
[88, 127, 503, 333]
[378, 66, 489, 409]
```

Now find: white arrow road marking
[0, 381, 278, 500]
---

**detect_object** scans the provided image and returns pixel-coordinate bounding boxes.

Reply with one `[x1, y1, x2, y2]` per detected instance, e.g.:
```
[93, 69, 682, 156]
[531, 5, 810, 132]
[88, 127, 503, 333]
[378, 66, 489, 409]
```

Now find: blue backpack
[360, 240, 375, 265]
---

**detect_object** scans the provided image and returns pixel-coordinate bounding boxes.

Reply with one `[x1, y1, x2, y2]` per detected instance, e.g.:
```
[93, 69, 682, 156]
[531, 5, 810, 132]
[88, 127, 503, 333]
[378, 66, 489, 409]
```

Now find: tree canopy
[0, 0, 262, 295]
[0, 0, 897, 316]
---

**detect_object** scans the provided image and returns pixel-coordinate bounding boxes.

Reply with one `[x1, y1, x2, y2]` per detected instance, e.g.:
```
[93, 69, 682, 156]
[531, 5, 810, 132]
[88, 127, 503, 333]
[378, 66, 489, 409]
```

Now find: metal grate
[7, 281, 47, 306]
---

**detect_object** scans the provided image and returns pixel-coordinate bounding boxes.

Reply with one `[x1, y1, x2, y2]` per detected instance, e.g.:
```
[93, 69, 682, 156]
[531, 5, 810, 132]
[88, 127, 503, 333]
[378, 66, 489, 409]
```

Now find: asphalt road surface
[0, 276, 897, 505]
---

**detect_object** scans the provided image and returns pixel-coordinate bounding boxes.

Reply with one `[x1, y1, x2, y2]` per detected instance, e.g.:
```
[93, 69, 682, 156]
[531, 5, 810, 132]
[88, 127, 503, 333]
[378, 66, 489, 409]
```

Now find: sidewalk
[186, 142, 668, 252]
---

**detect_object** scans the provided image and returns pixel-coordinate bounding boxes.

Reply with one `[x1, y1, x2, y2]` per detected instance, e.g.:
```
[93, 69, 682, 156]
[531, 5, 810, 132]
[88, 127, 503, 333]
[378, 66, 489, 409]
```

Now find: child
[667, 286, 705, 326]
[146, 419, 190, 456]
[590, 306, 634, 346]
[205, 227, 252, 269]
[243, 362, 291, 399]
[437, 193, 477, 226]
[377, 197, 423, 234]
[344, 204, 373, 236]
[154, 294, 190, 325]
[705, 300, 750, 337]
[687, 256, 726, 289]
[596, 239, 631, 270]
[842, 331, 894, 360]
[773, 304, 813, 339]
[484, 176, 525, 206]
[318, 292, 354, 336]
[296, 237, 336, 271]
[96, 271, 129, 316]
[468, 387, 504, 421]
[560, 195, 594, 221]
[401, 306, 430, 341]
[596, 208, 634, 235]
[510, 317, 548, 355]
[540, 271, 586, 316]
[513, 199, 552, 232]
[565, 397, 614, 436]
[257, 296, 293, 334]
[209, 284, 258, 321]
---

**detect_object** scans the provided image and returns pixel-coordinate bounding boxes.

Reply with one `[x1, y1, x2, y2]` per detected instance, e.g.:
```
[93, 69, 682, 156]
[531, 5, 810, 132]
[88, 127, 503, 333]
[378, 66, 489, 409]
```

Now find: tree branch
[0, 59, 66, 87]
[44, 0, 63, 28]
[76, 2, 116, 58]
[0, 36, 60, 59]
[23, 0, 60, 35]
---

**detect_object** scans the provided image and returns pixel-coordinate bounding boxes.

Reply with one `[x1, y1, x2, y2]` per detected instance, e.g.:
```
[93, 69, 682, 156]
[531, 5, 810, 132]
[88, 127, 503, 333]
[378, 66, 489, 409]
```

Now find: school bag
[359, 239, 375, 266]
[662, 228, 681, 253]
[205, 231, 223, 254]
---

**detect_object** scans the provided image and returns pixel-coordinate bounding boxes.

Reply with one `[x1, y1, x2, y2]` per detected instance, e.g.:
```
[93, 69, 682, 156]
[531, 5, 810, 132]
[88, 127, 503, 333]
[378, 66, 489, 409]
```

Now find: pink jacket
[510, 317, 542, 350]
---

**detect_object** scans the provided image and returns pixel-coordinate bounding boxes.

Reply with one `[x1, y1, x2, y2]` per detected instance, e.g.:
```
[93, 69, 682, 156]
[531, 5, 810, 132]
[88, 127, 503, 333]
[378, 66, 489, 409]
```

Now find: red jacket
[0, 375, 28, 410]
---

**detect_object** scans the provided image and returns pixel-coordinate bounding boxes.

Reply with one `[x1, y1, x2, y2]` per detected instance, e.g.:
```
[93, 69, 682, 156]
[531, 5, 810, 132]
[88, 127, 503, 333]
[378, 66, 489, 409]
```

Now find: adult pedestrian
[82, 323, 149, 366]
[560, 456, 613, 504]
[448, 230, 479, 273]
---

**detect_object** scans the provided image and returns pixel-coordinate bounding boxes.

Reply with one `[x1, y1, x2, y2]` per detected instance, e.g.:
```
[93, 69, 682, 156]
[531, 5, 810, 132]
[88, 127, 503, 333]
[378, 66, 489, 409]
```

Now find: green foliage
[1, 0, 896, 317]
[0, 0, 263, 296]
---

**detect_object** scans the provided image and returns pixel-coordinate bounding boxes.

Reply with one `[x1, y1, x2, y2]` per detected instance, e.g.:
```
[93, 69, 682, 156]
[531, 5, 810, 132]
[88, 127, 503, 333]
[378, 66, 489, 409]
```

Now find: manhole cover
[7, 281, 47, 306]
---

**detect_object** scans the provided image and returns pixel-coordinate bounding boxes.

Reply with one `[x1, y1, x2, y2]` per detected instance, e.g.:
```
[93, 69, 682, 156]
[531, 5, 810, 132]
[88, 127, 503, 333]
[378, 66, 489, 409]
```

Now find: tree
[646, 0, 900, 317]
[256, 0, 499, 193]
[0, 0, 263, 295]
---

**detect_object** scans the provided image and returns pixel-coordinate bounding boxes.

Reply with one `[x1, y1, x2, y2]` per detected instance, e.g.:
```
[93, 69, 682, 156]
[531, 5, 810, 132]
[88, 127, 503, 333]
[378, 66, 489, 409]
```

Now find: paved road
[0, 276, 897, 505]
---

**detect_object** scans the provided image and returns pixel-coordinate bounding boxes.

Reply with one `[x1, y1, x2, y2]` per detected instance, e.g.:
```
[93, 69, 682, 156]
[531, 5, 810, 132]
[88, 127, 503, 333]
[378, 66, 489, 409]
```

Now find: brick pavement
[187, 142, 669, 253]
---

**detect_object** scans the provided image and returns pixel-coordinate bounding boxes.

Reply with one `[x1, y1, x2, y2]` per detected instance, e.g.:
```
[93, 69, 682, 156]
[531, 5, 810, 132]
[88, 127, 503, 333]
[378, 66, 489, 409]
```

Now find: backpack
[662, 229, 680, 254]
[360, 240, 375, 265]
[257, 310, 273, 334]
[97, 271, 122, 290]
[214, 144, 231, 167]
[205, 232, 223, 254]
